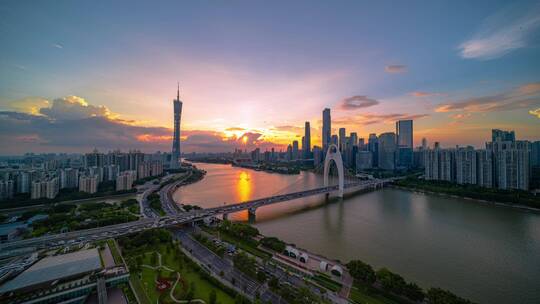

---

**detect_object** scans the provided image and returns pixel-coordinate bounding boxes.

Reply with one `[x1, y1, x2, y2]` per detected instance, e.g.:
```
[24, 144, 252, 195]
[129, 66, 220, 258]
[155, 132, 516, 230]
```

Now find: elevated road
[0, 178, 393, 255]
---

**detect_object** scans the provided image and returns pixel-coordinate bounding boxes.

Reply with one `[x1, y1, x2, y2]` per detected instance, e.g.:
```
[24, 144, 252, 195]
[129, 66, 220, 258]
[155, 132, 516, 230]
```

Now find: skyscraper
[396, 120, 413, 168]
[322, 108, 331, 154]
[303, 121, 311, 159]
[378, 132, 397, 170]
[171, 84, 183, 169]
[339, 128, 346, 152]
[492, 129, 515, 142]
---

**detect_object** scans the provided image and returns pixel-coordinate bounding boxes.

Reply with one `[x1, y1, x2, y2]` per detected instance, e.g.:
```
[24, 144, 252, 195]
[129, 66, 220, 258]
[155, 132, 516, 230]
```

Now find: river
[173, 162, 540, 304]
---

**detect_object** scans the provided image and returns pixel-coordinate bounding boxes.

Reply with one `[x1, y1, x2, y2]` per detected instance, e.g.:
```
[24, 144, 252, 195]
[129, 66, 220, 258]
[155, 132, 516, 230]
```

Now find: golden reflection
[235, 171, 252, 221]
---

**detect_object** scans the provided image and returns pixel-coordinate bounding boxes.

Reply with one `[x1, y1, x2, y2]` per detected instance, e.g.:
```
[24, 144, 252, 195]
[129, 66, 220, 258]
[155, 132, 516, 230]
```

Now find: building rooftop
[0, 248, 102, 294]
[0, 223, 27, 236]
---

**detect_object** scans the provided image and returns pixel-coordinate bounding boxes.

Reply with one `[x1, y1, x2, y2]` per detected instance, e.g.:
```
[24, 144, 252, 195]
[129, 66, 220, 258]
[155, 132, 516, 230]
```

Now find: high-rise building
[171, 84, 183, 169]
[0, 180, 14, 200]
[322, 108, 331, 154]
[492, 129, 515, 142]
[455, 147, 476, 185]
[17, 171, 30, 193]
[396, 120, 413, 168]
[116, 171, 136, 191]
[79, 175, 98, 194]
[31, 177, 59, 200]
[84, 149, 104, 168]
[396, 120, 413, 148]
[422, 138, 427, 150]
[424, 148, 454, 182]
[286, 145, 293, 161]
[378, 132, 397, 170]
[137, 162, 152, 179]
[89, 166, 104, 183]
[331, 135, 338, 146]
[313, 146, 323, 166]
[531, 141, 540, 167]
[488, 140, 530, 190]
[356, 151, 373, 171]
[339, 128, 346, 152]
[292, 140, 299, 160]
[104, 164, 120, 181]
[151, 161, 164, 176]
[60, 168, 79, 189]
[476, 149, 493, 188]
[368, 134, 378, 167]
[303, 121, 311, 159]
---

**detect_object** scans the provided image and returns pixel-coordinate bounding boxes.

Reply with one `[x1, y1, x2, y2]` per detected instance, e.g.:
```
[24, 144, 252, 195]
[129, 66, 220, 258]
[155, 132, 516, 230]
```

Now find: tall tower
[303, 121, 311, 159]
[322, 108, 331, 155]
[171, 83, 183, 169]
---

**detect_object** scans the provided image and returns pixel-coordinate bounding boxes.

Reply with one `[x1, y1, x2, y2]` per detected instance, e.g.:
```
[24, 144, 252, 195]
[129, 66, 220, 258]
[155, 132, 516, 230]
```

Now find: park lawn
[130, 276, 151, 304]
[203, 227, 271, 260]
[349, 285, 399, 304]
[311, 274, 342, 292]
[136, 244, 235, 304]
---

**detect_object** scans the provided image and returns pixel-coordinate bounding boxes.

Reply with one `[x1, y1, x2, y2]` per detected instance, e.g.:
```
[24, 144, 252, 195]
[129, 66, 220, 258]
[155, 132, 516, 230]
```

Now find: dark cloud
[435, 82, 540, 113]
[384, 65, 407, 73]
[340, 95, 379, 110]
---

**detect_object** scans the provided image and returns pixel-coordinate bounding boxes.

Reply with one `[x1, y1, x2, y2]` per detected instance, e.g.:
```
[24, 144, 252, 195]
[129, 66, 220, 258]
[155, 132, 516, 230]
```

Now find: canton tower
[170, 83, 183, 169]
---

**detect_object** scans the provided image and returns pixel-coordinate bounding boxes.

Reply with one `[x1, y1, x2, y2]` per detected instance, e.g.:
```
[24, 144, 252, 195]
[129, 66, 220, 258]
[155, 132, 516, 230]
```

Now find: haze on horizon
[1, 0, 539, 155]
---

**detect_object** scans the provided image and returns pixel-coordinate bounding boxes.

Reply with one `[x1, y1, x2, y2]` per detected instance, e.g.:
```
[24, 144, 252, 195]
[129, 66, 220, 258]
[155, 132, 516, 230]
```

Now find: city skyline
[1, 1, 540, 154]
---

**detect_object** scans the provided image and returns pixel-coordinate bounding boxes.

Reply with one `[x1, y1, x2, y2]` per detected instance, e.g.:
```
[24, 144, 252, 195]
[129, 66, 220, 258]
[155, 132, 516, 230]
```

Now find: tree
[427, 287, 475, 304]
[209, 290, 217, 304]
[346, 260, 376, 285]
[376, 268, 406, 295]
[256, 270, 267, 282]
[268, 277, 279, 289]
[404, 282, 425, 302]
[187, 282, 196, 300]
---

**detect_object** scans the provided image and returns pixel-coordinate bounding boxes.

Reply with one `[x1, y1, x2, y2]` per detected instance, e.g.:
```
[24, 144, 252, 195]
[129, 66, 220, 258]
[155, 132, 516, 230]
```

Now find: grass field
[349, 285, 400, 304]
[202, 226, 272, 260]
[131, 243, 235, 304]
[311, 274, 342, 292]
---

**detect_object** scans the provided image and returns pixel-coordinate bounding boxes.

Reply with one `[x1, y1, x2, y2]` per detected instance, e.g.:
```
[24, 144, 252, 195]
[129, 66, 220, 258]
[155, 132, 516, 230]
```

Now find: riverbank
[390, 184, 540, 213]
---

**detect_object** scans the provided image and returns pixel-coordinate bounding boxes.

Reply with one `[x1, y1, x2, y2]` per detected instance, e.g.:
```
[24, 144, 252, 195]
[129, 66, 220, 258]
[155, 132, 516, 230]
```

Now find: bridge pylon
[323, 144, 344, 198]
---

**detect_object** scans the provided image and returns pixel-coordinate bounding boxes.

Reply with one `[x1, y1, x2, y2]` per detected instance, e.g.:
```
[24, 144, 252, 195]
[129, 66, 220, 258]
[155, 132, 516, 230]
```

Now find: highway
[0, 178, 393, 255]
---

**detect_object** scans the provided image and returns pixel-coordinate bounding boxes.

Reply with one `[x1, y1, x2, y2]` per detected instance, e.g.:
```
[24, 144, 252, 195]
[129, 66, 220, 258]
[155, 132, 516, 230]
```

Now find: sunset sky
[1, 1, 539, 154]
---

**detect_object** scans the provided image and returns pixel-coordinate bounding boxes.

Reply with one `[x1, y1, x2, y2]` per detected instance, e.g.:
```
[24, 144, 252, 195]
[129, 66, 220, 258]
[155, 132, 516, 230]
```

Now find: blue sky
[0, 0, 539, 154]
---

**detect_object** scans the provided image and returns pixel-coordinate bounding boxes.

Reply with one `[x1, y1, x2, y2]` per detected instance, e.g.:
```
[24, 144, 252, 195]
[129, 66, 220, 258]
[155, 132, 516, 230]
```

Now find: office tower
[455, 147, 477, 185]
[434, 142, 440, 149]
[116, 171, 136, 191]
[368, 134, 379, 167]
[476, 149, 493, 188]
[378, 132, 397, 170]
[286, 145, 293, 161]
[339, 128, 346, 151]
[492, 129, 515, 142]
[422, 138, 427, 150]
[356, 151, 373, 171]
[60, 168, 79, 189]
[396, 120, 413, 148]
[358, 138, 365, 150]
[396, 120, 413, 168]
[171, 84, 183, 169]
[79, 175, 98, 194]
[313, 146, 322, 166]
[331, 134, 338, 146]
[349, 132, 358, 147]
[292, 140, 299, 160]
[488, 140, 530, 190]
[250, 148, 261, 162]
[303, 121, 311, 159]
[322, 108, 331, 154]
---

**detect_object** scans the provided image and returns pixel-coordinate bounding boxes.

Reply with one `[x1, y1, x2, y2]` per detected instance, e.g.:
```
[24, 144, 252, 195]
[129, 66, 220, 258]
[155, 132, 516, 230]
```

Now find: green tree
[346, 260, 376, 284]
[209, 290, 217, 304]
[427, 287, 475, 304]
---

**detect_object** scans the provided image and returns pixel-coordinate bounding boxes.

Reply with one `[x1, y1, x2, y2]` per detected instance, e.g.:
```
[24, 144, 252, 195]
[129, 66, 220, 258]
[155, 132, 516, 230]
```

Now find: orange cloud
[410, 91, 445, 98]
[136, 134, 172, 142]
[529, 108, 540, 118]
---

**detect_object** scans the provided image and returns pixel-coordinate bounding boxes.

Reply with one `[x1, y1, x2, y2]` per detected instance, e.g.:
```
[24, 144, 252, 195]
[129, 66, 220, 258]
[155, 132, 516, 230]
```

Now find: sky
[0, 0, 539, 154]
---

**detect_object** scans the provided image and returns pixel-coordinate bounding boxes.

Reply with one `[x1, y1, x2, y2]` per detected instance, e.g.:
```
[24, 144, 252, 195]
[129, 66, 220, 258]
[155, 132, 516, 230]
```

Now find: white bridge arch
[323, 144, 344, 197]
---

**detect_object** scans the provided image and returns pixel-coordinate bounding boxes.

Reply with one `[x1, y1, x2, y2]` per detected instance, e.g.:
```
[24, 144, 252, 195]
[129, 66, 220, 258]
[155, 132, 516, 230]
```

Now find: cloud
[4, 97, 50, 115]
[0, 96, 288, 154]
[39, 96, 115, 120]
[435, 82, 540, 113]
[530, 108, 540, 118]
[272, 125, 304, 132]
[340, 95, 379, 110]
[459, 6, 540, 60]
[333, 113, 428, 126]
[52, 43, 64, 49]
[225, 127, 246, 131]
[384, 65, 407, 74]
[409, 91, 444, 98]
